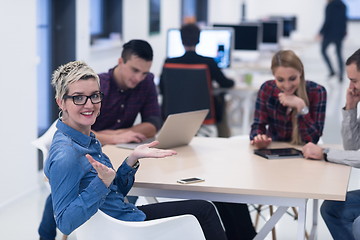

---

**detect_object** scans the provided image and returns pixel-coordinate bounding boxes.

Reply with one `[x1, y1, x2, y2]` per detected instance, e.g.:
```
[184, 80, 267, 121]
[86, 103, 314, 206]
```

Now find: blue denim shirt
[45, 120, 146, 235]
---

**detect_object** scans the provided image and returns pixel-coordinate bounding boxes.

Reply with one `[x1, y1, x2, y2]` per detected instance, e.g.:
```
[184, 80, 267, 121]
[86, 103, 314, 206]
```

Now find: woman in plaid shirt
[250, 50, 327, 149]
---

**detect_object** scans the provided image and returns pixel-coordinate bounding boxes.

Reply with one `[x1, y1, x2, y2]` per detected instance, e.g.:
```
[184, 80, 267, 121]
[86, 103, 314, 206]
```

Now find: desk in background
[103, 137, 351, 240]
[218, 69, 273, 135]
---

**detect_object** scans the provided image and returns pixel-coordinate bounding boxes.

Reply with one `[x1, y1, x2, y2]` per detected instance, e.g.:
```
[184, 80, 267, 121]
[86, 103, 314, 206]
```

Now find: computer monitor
[343, 0, 360, 20]
[261, 19, 282, 44]
[213, 23, 262, 51]
[269, 16, 297, 37]
[166, 27, 233, 68]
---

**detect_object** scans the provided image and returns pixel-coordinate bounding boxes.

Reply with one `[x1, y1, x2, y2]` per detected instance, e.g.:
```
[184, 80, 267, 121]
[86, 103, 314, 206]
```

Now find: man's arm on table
[93, 122, 157, 145]
[303, 108, 360, 167]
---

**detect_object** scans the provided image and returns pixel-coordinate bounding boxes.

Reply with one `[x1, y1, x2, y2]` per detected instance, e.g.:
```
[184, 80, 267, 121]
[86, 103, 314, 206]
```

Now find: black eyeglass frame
[63, 92, 104, 105]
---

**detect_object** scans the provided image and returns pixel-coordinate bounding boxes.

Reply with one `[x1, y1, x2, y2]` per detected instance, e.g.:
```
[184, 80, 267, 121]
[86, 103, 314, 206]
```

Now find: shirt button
[95, 141, 98, 144]
[121, 104, 124, 108]
[117, 119, 121, 123]
[98, 154, 101, 158]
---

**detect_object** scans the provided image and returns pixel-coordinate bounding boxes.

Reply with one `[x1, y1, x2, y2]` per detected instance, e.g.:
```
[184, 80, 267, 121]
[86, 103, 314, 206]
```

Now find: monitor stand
[259, 43, 280, 52]
[232, 50, 260, 63]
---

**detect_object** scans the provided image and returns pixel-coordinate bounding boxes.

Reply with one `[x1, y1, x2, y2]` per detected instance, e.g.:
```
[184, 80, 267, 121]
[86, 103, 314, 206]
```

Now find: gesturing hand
[126, 141, 177, 167]
[86, 154, 116, 187]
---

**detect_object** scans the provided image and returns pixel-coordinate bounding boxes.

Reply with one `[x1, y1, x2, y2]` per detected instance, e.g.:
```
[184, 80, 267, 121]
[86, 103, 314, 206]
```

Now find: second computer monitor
[269, 15, 297, 37]
[213, 23, 262, 51]
[261, 19, 283, 44]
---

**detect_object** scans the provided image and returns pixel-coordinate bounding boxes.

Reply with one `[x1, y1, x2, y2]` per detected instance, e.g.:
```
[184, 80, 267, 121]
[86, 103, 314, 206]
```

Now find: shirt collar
[109, 66, 131, 93]
[56, 119, 95, 148]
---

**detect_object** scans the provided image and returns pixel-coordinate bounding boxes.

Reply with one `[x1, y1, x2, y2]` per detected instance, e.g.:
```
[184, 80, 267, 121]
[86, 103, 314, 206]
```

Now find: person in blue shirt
[44, 60, 227, 240]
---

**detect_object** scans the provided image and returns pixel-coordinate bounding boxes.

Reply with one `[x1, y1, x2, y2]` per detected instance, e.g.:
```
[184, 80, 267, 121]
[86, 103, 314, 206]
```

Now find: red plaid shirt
[250, 80, 327, 144]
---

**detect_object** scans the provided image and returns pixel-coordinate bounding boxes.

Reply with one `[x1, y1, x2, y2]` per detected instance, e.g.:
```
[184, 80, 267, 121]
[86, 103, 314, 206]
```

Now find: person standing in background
[319, 0, 347, 82]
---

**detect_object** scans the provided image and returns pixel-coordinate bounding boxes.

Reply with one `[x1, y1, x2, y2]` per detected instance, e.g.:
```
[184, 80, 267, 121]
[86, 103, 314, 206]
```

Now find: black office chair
[160, 63, 216, 127]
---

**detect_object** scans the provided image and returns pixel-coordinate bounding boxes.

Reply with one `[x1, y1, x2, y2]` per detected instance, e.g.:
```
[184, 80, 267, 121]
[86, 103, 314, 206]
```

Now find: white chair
[75, 210, 206, 240]
[32, 121, 69, 240]
[32, 120, 57, 167]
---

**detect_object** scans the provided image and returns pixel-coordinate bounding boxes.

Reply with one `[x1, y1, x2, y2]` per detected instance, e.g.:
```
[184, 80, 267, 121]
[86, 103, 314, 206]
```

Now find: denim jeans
[321, 190, 360, 240]
[354, 216, 360, 240]
[38, 194, 56, 240]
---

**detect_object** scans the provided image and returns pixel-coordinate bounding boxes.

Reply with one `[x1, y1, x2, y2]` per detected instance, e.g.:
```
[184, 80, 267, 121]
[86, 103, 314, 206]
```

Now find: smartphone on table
[177, 177, 205, 184]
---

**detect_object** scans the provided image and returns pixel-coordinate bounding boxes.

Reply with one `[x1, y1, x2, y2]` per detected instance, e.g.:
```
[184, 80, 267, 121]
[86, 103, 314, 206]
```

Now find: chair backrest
[75, 210, 206, 240]
[32, 120, 57, 166]
[160, 63, 216, 124]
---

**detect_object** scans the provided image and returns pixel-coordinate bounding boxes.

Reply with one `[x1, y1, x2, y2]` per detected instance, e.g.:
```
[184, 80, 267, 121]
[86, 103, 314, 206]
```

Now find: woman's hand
[278, 92, 305, 113]
[86, 154, 116, 187]
[250, 134, 272, 149]
[126, 141, 177, 166]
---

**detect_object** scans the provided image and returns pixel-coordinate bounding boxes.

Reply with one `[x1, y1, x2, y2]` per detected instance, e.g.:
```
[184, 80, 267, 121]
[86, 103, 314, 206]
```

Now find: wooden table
[103, 137, 351, 240]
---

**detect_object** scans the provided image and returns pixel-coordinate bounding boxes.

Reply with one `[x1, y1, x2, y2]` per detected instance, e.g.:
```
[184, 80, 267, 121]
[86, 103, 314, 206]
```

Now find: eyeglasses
[63, 92, 104, 105]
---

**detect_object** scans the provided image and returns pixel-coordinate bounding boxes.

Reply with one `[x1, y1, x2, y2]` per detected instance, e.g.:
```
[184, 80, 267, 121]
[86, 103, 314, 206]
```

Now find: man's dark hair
[121, 39, 153, 63]
[180, 23, 200, 47]
[346, 48, 360, 71]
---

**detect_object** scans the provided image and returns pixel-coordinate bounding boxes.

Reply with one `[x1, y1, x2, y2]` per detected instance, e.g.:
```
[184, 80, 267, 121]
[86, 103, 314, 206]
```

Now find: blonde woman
[250, 50, 327, 148]
[45, 61, 227, 240]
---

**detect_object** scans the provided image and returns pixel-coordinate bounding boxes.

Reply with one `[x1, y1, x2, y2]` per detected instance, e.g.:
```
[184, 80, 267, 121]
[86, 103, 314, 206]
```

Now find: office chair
[160, 63, 217, 137]
[75, 210, 206, 240]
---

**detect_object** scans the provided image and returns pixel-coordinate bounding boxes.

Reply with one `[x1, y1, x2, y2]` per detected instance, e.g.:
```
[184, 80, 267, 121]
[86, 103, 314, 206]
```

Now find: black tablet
[254, 148, 303, 159]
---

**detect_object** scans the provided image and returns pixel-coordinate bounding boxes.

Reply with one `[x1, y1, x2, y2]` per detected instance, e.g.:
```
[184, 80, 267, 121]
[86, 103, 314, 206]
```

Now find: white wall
[122, 0, 182, 77]
[208, 0, 243, 24]
[0, 0, 38, 207]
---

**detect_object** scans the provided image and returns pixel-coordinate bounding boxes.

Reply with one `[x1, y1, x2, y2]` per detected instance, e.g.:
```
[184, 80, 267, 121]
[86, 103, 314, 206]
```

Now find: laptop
[116, 109, 209, 149]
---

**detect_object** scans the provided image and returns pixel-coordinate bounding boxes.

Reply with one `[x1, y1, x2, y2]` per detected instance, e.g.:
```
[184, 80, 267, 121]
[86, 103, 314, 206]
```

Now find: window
[181, 0, 208, 25]
[90, 0, 123, 45]
[149, 0, 161, 35]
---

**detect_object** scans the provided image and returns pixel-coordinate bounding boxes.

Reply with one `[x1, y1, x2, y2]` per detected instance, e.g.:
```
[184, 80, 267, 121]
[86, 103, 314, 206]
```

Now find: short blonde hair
[51, 61, 100, 100]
